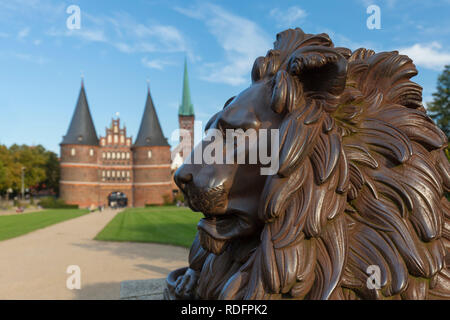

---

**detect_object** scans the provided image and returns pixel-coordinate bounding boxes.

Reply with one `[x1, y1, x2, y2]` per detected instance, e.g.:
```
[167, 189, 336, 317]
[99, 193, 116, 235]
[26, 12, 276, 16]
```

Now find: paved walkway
[0, 209, 189, 299]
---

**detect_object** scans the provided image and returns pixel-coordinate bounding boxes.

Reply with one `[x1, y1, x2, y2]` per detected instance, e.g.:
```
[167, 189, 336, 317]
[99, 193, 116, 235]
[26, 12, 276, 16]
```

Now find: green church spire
[179, 57, 194, 116]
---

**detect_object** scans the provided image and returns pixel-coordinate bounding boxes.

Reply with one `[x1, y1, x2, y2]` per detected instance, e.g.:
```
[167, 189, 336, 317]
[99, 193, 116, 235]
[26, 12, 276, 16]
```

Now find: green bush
[38, 197, 78, 209]
[174, 191, 184, 203]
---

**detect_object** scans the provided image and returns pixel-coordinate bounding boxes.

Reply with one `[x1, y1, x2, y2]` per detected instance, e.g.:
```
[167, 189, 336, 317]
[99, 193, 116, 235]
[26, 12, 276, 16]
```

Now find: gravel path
[0, 208, 189, 299]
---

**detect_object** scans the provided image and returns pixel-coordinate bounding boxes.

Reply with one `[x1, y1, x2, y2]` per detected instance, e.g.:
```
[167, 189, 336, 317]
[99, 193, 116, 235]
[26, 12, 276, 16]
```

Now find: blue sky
[0, 0, 449, 154]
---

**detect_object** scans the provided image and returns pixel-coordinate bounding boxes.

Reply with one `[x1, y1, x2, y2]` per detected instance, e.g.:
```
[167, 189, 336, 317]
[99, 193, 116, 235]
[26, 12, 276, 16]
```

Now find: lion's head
[169, 28, 450, 300]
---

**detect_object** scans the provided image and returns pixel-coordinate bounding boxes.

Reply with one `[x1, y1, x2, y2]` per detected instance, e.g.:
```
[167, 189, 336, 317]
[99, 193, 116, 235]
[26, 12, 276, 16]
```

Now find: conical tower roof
[134, 85, 169, 147]
[179, 58, 194, 116]
[61, 81, 99, 146]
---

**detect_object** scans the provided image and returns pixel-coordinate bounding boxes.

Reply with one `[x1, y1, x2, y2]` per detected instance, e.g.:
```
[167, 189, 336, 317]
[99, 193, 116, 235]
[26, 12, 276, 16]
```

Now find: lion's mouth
[185, 185, 227, 214]
[197, 209, 253, 240]
[197, 215, 236, 255]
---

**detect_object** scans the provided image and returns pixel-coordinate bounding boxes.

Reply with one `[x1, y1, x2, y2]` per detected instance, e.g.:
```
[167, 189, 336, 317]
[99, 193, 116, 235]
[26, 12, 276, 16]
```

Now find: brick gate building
[60, 81, 173, 208]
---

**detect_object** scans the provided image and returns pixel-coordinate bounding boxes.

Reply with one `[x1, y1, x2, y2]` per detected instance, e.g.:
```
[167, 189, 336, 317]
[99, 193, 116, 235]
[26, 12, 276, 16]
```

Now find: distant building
[174, 58, 195, 166]
[59, 80, 172, 208]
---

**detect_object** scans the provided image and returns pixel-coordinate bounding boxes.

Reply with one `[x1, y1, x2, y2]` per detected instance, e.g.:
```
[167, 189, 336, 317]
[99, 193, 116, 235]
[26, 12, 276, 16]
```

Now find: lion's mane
[189, 28, 450, 300]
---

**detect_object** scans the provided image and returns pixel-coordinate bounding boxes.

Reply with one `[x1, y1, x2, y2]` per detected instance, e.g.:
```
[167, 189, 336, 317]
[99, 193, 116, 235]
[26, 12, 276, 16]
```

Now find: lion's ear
[287, 46, 348, 96]
[270, 70, 303, 114]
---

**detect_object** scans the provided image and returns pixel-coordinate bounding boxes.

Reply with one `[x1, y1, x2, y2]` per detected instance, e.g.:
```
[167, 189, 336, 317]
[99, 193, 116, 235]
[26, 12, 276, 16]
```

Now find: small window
[114, 135, 118, 144]
[126, 152, 130, 159]
[107, 135, 112, 144]
[120, 135, 125, 144]
[112, 171, 116, 178]
[101, 139, 105, 146]
[127, 171, 130, 177]
[127, 139, 131, 146]
[148, 150, 152, 159]
[89, 149, 94, 156]
[112, 152, 116, 159]
[121, 152, 125, 159]
[107, 171, 110, 177]
[107, 152, 111, 159]
[71, 148, 76, 156]
[102, 152, 105, 159]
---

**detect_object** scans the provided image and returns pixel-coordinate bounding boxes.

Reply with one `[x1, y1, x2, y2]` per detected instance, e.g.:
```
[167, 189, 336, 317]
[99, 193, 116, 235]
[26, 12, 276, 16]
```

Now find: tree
[0, 160, 6, 188]
[0, 144, 60, 194]
[427, 65, 450, 140]
[44, 151, 60, 195]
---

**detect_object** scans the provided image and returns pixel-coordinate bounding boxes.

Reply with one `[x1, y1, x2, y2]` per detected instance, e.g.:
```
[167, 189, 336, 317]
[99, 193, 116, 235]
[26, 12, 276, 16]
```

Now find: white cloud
[399, 42, 450, 70]
[47, 27, 107, 43]
[269, 6, 307, 27]
[48, 12, 196, 62]
[173, 6, 203, 19]
[17, 27, 30, 39]
[176, 4, 271, 86]
[141, 57, 176, 70]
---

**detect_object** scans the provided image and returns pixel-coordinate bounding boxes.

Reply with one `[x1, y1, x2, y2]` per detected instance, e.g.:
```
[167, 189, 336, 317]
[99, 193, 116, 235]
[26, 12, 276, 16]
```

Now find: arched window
[148, 150, 152, 159]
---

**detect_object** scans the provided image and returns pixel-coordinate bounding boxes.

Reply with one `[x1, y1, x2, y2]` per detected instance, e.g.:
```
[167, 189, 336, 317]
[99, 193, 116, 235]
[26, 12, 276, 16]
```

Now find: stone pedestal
[120, 278, 165, 300]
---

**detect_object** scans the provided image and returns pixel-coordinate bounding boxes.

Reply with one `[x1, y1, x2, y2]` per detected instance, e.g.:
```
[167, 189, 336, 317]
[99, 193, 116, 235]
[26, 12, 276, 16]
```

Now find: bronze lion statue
[166, 28, 450, 300]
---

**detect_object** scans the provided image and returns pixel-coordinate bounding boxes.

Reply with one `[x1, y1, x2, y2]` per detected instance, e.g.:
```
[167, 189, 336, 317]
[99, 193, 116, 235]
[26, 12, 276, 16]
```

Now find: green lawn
[0, 209, 89, 241]
[95, 206, 203, 248]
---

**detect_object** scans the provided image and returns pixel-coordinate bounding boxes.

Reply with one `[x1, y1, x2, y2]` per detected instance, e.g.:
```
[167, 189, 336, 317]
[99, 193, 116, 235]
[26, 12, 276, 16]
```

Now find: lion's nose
[174, 166, 193, 190]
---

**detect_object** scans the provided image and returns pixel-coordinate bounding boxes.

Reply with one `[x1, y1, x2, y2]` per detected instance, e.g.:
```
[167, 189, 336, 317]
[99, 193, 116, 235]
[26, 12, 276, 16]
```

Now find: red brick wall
[60, 145, 100, 208]
[60, 183, 99, 208]
[179, 115, 195, 158]
[132, 146, 172, 206]
[133, 185, 172, 206]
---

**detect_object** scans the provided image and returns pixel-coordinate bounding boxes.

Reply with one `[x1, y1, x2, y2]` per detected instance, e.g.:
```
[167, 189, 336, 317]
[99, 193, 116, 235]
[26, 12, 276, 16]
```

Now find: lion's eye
[223, 96, 236, 109]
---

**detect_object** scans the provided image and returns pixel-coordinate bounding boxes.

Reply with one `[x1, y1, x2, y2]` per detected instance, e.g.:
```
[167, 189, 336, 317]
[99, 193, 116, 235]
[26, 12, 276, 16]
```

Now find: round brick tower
[132, 85, 172, 206]
[60, 81, 100, 208]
